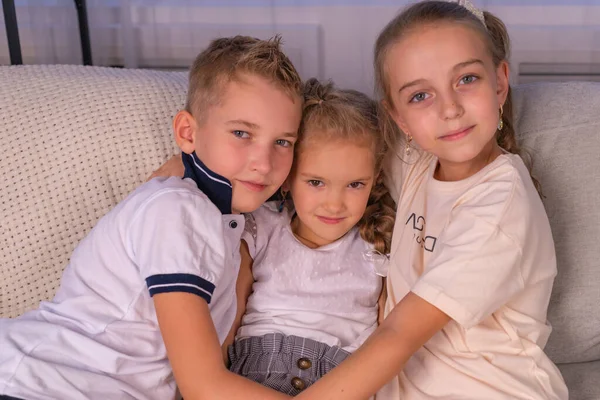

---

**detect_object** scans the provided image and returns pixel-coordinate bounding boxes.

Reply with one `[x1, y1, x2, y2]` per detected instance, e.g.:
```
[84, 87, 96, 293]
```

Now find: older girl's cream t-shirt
[377, 150, 568, 399]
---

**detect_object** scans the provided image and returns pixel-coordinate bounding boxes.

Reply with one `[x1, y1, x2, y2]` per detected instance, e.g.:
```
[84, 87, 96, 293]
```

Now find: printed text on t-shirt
[405, 213, 437, 252]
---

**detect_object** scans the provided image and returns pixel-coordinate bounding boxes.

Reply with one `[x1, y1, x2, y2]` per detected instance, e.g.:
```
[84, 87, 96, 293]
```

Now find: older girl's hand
[148, 154, 184, 181]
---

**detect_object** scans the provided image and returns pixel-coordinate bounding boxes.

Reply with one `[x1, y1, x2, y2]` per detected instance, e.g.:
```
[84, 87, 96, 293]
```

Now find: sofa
[0, 65, 598, 399]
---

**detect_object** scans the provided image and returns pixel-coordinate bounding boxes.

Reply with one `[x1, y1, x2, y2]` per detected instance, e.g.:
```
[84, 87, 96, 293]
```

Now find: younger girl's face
[385, 22, 509, 175]
[288, 139, 375, 248]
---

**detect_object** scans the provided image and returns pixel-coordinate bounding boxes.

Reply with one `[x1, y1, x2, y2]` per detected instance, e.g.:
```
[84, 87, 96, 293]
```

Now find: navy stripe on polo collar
[182, 151, 232, 214]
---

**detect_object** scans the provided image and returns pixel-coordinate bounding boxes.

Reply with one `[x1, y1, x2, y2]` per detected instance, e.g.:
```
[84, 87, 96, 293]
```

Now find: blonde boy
[0, 36, 302, 400]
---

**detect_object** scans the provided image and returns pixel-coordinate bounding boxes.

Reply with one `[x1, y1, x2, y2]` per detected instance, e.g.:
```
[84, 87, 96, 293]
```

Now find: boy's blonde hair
[185, 35, 303, 119]
[296, 78, 396, 255]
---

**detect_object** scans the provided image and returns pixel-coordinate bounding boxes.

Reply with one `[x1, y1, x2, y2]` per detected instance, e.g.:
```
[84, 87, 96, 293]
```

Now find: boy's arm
[221, 240, 255, 364]
[154, 291, 290, 400]
[295, 292, 450, 400]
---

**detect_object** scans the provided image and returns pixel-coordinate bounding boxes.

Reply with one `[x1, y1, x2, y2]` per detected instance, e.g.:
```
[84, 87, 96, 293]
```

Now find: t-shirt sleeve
[411, 179, 525, 329]
[128, 189, 225, 305]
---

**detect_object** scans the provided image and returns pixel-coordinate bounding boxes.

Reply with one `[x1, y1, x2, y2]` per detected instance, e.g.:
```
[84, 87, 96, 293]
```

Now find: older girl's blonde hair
[374, 1, 540, 192]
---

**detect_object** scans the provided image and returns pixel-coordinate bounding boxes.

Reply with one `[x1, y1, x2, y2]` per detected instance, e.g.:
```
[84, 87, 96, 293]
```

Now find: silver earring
[497, 105, 504, 131]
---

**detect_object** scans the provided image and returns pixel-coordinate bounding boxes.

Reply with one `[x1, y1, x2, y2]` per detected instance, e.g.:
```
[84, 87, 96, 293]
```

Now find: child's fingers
[147, 154, 184, 181]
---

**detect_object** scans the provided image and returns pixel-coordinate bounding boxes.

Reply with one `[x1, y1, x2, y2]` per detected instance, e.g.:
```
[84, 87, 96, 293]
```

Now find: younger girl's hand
[147, 154, 184, 181]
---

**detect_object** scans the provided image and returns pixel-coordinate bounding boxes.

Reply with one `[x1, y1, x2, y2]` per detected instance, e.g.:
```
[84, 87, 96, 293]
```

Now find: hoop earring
[497, 104, 504, 131]
[278, 188, 288, 213]
[405, 135, 413, 156]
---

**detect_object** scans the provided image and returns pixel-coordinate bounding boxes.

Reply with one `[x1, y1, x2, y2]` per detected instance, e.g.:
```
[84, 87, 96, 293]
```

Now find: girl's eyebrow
[299, 173, 373, 182]
[300, 173, 327, 180]
[453, 58, 484, 71]
[398, 78, 426, 94]
[398, 58, 485, 94]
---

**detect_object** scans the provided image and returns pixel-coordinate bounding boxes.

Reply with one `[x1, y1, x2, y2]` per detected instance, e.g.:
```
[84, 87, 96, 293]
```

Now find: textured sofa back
[0, 65, 186, 318]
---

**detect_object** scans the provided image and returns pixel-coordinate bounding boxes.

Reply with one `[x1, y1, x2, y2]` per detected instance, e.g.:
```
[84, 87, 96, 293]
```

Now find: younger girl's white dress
[228, 204, 386, 395]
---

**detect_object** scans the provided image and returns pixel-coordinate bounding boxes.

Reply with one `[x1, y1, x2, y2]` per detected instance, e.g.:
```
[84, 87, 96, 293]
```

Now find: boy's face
[192, 74, 302, 213]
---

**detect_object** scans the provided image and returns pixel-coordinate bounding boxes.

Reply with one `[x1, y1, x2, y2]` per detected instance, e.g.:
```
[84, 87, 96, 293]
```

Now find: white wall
[1, 1, 599, 93]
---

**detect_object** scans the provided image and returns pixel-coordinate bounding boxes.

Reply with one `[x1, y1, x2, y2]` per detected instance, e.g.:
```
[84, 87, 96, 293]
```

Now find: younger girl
[296, 1, 569, 399]
[227, 78, 396, 395]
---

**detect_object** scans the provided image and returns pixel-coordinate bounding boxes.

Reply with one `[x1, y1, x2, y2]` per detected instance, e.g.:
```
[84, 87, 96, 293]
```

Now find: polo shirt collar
[182, 151, 232, 214]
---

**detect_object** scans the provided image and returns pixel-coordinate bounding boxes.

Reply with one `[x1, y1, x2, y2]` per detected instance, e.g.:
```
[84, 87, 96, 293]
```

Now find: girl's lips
[239, 180, 267, 192]
[317, 216, 345, 224]
[439, 125, 475, 141]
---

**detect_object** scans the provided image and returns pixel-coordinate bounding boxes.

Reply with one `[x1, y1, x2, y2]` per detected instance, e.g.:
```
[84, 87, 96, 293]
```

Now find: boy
[0, 36, 302, 400]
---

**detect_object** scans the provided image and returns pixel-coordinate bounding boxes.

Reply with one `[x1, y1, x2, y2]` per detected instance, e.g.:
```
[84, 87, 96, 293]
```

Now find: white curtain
[2, 0, 600, 92]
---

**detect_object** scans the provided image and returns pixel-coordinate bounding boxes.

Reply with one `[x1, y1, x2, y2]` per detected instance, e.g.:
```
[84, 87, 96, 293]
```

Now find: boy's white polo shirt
[0, 152, 244, 400]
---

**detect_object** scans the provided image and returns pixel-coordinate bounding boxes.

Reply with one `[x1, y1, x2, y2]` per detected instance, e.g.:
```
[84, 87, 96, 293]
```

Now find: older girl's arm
[296, 292, 450, 400]
[147, 154, 184, 181]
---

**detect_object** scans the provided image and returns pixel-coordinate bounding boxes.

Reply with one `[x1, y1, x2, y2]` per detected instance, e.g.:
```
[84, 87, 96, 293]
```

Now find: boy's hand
[147, 154, 184, 181]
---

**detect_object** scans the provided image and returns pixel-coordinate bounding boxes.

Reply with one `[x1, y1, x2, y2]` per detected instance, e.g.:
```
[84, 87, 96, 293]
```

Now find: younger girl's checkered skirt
[229, 333, 350, 396]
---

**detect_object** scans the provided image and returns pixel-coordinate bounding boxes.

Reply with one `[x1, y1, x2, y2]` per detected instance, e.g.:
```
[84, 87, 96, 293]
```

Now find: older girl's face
[385, 22, 509, 178]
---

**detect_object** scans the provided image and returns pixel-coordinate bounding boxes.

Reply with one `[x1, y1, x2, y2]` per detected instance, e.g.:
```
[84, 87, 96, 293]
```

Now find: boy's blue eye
[275, 139, 293, 148]
[232, 130, 250, 138]
[459, 75, 478, 85]
[409, 92, 429, 103]
[348, 182, 365, 189]
[307, 180, 323, 187]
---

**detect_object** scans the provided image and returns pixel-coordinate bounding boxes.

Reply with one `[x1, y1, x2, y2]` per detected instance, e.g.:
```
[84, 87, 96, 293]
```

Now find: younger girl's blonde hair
[294, 78, 396, 254]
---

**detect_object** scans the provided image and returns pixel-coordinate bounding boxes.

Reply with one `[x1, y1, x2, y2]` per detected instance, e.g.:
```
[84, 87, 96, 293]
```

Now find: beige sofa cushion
[0, 65, 185, 318]
[512, 82, 600, 365]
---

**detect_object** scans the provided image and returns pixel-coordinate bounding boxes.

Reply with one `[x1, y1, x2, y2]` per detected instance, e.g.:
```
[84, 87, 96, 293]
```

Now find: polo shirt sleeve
[128, 188, 225, 305]
[411, 175, 525, 329]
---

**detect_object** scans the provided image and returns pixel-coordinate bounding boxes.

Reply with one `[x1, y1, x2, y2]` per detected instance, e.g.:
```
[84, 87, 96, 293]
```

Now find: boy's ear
[173, 110, 197, 154]
[496, 60, 510, 106]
